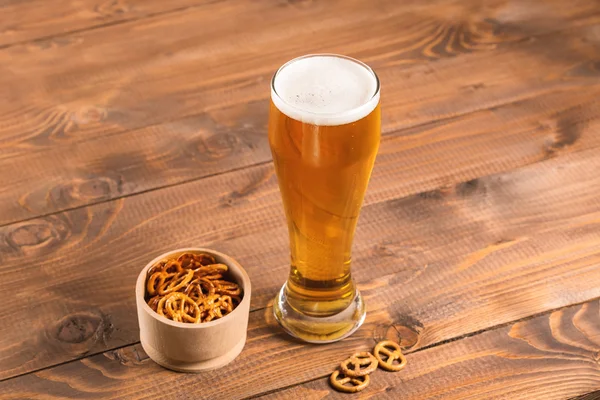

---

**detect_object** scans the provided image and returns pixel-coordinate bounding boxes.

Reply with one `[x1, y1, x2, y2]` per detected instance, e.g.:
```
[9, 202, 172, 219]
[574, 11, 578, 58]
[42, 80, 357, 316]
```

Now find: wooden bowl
[135, 248, 251, 372]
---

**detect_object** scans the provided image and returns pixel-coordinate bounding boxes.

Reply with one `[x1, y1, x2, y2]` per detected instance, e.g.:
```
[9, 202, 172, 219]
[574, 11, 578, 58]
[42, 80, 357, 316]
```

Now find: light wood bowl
[135, 248, 251, 372]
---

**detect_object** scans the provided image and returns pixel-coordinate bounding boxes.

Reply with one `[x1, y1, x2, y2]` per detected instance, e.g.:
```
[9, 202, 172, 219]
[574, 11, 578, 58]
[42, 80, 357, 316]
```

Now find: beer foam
[271, 55, 379, 126]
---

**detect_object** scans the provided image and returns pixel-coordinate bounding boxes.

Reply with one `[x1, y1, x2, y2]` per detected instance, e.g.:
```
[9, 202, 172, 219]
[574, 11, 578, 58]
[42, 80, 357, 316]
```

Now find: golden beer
[269, 54, 380, 342]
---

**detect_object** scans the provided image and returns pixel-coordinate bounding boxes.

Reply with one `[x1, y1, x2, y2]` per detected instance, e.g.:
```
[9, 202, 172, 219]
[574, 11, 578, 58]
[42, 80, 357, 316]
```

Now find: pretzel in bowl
[145, 251, 243, 324]
[200, 294, 235, 322]
[178, 252, 216, 269]
[184, 278, 216, 302]
[193, 264, 229, 280]
[157, 292, 201, 323]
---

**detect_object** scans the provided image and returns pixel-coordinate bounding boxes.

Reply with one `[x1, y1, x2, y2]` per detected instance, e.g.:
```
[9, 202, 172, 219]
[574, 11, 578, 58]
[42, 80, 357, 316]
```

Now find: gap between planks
[0, 81, 590, 231]
[3, 285, 599, 389]
[2, 128, 600, 383]
[0, 0, 223, 50]
[244, 294, 600, 399]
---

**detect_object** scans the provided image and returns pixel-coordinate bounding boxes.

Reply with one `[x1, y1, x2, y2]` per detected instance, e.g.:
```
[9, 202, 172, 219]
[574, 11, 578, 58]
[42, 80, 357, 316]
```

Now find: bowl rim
[136, 247, 251, 329]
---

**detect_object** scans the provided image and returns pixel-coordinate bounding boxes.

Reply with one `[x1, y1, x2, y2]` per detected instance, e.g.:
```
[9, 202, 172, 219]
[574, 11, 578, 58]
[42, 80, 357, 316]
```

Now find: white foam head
[271, 54, 380, 126]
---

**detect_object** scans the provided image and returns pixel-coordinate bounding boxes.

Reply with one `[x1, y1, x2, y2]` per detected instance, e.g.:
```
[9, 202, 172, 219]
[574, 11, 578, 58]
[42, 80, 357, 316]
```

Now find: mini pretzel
[199, 294, 235, 322]
[330, 370, 370, 393]
[193, 264, 228, 280]
[178, 252, 216, 269]
[157, 269, 194, 295]
[147, 271, 174, 296]
[212, 279, 242, 296]
[147, 261, 167, 277]
[145, 252, 242, 323]
[340, 352, 378, 377]
[162, 260, 184, 274]
[157, 292, 201, 323]
[146, 260, 185, 295]
[374, 340, 407, 372]
[147, 295, 161, 311]
[184, 277, 216, 303]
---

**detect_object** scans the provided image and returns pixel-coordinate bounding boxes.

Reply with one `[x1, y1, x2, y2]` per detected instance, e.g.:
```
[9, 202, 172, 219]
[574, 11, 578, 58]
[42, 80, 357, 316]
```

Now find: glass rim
[270, 53, 380, 119]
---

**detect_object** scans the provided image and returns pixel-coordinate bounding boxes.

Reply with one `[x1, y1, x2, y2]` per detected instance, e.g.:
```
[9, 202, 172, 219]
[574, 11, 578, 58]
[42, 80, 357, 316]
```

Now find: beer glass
[268, 54, 380, 342]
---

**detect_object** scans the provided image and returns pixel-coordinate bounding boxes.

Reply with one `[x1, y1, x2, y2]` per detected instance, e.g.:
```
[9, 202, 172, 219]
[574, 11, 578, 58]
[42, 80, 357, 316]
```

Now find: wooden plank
[2, 204, 599, 397]
[0, 0, 216, 48]
[1, 32, 599, 225]
[1, 136, 600, 381]
[1, 0, 599, 161]
[570, 391, 600, 400]
[261, 300, 600, 400]
[2, 1, 599, 398]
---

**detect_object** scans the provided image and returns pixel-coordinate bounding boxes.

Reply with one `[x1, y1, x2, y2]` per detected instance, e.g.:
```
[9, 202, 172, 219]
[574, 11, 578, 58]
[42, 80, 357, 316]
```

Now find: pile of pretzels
[145, 252, 242, 323]
[329, 340, 407, 393]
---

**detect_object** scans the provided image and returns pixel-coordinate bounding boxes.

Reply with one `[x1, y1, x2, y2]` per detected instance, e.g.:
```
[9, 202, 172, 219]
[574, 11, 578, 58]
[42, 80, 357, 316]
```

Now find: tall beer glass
[269, 54, 380, 342]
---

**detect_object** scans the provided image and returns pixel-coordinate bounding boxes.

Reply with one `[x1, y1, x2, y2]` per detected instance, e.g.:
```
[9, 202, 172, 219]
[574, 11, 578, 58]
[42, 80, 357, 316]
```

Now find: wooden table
[1, 0, 600, 398]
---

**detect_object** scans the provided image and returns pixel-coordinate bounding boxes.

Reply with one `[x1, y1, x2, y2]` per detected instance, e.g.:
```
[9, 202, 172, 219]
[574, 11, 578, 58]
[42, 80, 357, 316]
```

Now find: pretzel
[157, 292, 201, 323]
[147, 295, 161, 312]
[208, 295, 234, 320]
[373, 340, 407, 372]
[184, 277, 216, 303]
[329, 370, 370, 393]
[145, 252, 242, 324]
[146, 260, 186, 296]
[147, 271, 166, 296]
[193, 264, 229, 280]
[212, 279, 242, 296]
[197, 294, 235, 322]
[157, 269, 194, 295]
[340, 352, 378, 377]
[178, 252, 216, 269]
[162, 260, 184, 274]
[147, 261, 166, 277]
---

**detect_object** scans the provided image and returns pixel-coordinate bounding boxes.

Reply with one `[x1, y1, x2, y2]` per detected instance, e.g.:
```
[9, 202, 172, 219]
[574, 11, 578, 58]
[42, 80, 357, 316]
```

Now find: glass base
[273, 283, 366, 343]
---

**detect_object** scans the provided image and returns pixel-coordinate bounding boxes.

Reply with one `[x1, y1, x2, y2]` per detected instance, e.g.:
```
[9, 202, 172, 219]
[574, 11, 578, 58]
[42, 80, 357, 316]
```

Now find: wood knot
[72, 106, 107, 125]
[194, 132, 240, 161]
[30, 36, 81, 50]
[373, 321, 422, 351]
[105, 345, 149, 366]
[418, 189, 444, 200]
[54, 312, 113, 346]
[455, 179, 483, 197]
[371, 243, 397, 258]
[543, 106, 587, 158]
[370, 241, 422, 265]
[461, 82, 486, 92]
[286, 0, 315, 7]
[5, 218, 69, 253]
[220, 167, 274, 207]
[49, 176, 122, 205]
[95, 0, 130, 17]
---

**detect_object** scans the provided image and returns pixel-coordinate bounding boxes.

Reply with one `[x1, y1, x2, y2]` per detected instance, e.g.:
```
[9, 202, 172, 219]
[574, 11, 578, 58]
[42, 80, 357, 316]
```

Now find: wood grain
[1, 30, 599, 225]
[2, 0, 600, 397]
[2, 140, 600, 381]
[570, 391, 600, 400]
[261, 301, 600, 400]
[0, 0, 217, 48]
[1, 0, 598, 160]
[2, 204, 599, 397]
